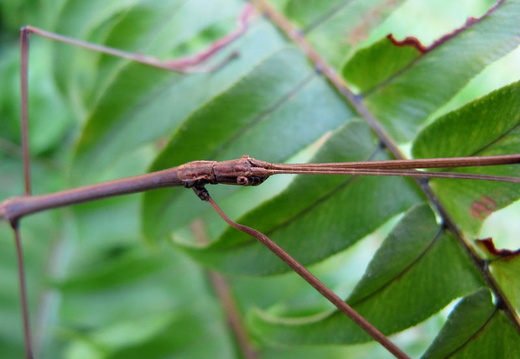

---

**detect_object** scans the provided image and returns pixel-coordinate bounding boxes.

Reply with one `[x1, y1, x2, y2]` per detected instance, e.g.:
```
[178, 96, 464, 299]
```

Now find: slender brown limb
[161, 3, 255, 71]
[17, 3, 253, 199]
[10, 220, 33, 359]
[20, 4, 254, 73]
[196, 187, 410, 359]
[22, 26, 240, 73]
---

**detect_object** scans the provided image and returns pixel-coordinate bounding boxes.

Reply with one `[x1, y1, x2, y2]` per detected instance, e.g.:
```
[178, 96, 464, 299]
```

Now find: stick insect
[1, 1, 519, 358]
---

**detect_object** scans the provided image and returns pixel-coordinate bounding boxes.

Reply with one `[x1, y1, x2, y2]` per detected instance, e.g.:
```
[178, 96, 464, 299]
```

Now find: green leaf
[361, 0, 520, 142]
[342, 35, 421, 93]
[422, 288, 520, 359]
[412, 81, 520, 235]
[53, 249, 173, 292]
[489, 255, 520, 313]
[64, 305, 236, 359]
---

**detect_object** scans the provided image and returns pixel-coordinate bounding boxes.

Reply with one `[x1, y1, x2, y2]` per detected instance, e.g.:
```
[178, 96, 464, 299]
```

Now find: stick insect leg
[20, 4, 254, 73]
[193, 187, 410, 359]
[10, 220, 33, 359]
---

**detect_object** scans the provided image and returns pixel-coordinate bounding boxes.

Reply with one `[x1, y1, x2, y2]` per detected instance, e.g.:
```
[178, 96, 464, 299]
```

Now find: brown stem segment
[197, 188, 410, 359]
[10, 221, 33, 359]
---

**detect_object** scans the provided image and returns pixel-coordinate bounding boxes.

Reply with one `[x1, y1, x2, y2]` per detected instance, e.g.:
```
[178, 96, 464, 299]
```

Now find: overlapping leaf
[342, 35, 421, 93]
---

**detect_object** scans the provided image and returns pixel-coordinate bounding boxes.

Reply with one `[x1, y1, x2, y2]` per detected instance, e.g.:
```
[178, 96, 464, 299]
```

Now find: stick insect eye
[237, 176, 249, 185]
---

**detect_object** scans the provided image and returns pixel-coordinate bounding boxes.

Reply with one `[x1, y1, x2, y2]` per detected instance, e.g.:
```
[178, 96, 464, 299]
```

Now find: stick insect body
[2, 3, 519, 359]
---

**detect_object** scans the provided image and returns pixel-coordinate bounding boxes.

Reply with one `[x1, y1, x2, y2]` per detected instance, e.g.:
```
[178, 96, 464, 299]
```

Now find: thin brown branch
[197, 188, 410, 359]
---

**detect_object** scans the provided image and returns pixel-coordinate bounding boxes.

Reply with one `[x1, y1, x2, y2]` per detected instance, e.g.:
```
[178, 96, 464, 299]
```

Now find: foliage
[0, 0, 519, 358]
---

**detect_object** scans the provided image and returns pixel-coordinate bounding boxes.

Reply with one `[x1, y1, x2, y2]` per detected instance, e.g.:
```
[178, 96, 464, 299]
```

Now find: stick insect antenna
[194, 187, 410, 359]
